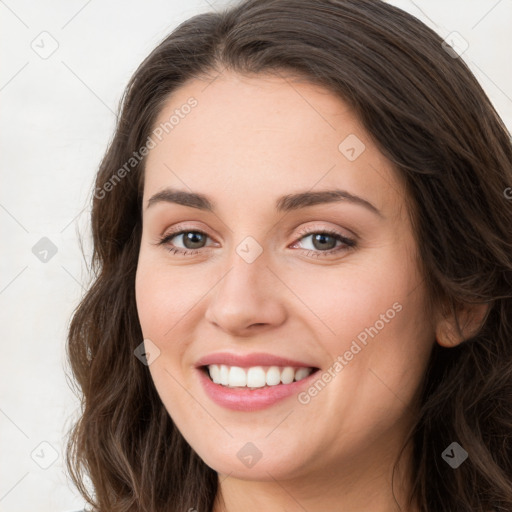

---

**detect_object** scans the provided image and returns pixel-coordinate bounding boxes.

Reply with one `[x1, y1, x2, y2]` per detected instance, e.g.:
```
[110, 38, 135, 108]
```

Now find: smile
[205, 364, 314, 388]
[197, 365, 320, 411]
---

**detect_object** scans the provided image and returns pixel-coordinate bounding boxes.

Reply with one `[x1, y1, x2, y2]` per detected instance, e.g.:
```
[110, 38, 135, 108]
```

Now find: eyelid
[294, 222, 357, 240]
[159, 221, 221, 241]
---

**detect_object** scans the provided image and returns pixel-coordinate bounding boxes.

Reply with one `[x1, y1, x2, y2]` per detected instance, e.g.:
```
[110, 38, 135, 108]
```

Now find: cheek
[288, 251, 432, 403]
[135, 254, 203, 339]
[135, 268, 167, 338]
[135, 261, 200, 421]
[326, 274, 433, 426]
[134, 253, 213, 395]
[285, 258, 411, 352]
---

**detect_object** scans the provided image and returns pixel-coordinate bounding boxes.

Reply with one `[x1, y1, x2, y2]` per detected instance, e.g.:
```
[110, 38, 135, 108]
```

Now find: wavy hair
[65, 1, 512, 510]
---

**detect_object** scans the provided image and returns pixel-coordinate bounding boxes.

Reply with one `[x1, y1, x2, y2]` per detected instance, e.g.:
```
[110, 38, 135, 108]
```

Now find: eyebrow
[146, 187, 382, 217]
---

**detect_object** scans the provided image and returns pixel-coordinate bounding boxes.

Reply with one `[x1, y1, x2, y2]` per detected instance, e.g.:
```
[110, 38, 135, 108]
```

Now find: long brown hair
[65, 1, 512, 510]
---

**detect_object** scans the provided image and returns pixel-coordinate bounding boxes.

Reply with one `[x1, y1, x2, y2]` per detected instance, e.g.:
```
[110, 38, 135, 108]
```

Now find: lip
[195, 351, 317, 369]
[196, 365, 320, 412]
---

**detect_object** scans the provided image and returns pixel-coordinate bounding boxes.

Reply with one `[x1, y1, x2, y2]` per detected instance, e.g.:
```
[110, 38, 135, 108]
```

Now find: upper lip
[195, 352, 319, 369]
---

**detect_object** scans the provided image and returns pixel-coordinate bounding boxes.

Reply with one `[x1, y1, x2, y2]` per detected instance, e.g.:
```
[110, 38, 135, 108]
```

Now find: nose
[204, 250, 287, 337]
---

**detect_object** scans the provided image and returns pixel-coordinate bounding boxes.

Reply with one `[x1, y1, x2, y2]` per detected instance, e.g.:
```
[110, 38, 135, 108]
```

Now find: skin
[135, 71, 471, 512]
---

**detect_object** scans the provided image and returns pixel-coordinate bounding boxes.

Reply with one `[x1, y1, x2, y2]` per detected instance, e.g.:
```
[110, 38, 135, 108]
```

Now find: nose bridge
[226, 238, 269, 293]
[214, 238, 272, 308]
[204, 235, 287, 333]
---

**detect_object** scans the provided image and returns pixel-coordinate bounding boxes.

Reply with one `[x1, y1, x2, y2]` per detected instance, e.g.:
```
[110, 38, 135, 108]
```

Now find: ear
[435, 301, 490, 348]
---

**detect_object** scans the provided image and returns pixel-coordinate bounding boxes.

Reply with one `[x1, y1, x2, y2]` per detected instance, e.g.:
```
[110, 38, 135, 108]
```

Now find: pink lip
[195, 352, 317, 369]
[197, 367, 319, 411]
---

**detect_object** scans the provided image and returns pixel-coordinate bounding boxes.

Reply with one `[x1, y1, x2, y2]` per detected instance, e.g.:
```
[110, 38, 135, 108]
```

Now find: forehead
[143, 71, 405, 219]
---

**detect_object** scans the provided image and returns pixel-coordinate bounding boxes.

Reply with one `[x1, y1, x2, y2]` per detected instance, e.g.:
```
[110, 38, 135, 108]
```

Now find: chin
[194, 440, 309, 481]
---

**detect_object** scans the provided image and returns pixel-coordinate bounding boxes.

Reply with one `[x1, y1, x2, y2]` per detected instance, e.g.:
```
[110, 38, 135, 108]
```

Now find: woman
[65, 0, 512, 511]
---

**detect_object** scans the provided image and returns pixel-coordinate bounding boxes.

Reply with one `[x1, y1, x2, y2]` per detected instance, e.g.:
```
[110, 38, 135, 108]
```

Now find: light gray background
[1, 1, 511, 510]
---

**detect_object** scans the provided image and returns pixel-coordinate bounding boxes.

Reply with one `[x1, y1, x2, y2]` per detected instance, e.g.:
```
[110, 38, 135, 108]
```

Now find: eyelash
[156, 226, 357, 258]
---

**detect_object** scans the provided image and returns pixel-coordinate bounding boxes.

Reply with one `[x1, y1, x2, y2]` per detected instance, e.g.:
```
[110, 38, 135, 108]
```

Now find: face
[135, 71, 436, 482]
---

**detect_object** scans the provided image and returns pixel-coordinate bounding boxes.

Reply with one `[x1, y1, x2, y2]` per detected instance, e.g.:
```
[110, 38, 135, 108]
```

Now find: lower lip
[197, 367, 319, 411]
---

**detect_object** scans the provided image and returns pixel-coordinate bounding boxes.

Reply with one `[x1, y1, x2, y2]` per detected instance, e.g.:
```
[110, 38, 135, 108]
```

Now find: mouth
[194, 352, 322, 411]
[197, 363, 321, 411]
[199, 364, 321, 389]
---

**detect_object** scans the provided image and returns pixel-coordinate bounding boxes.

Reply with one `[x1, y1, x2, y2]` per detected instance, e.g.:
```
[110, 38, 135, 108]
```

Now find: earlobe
[435, 301, 490, 348]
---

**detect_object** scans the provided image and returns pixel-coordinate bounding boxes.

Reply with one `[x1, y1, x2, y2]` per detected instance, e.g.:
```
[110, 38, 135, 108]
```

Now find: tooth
[294, 367, 311, 381]
[266, 366, 281, 386]
[228, 366, 246, 387]
[219, 364, 229, 385]
[208, 364, 315, 388]
[209, 364, 221, 384]
[280, 366, 295, 384]
[246, 366, 267, 388]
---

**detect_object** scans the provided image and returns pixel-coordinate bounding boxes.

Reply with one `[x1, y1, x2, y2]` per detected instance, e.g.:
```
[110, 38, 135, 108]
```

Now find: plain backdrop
[1, 1, 511, 510]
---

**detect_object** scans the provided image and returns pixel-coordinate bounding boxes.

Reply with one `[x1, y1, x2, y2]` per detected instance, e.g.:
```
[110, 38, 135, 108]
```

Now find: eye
[291, 227, 356, 257]
[155, 226, 356, 257]
[156, 229, 215, 256]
